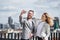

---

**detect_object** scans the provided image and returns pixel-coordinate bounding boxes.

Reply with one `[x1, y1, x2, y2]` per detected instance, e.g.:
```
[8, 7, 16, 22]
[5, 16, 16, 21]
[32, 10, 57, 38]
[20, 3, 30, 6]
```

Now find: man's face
[27, 11, 34, 19]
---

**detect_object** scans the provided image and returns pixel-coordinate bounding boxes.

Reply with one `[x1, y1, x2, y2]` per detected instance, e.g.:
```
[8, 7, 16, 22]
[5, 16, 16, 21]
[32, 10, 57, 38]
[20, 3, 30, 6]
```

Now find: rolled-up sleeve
[19, 15, 25, 26]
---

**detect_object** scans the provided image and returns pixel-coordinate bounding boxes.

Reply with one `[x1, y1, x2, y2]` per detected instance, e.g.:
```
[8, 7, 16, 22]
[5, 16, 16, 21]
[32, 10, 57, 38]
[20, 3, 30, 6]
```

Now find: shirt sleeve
[45, 24, 50, 38]
[19, 15, 25, 26]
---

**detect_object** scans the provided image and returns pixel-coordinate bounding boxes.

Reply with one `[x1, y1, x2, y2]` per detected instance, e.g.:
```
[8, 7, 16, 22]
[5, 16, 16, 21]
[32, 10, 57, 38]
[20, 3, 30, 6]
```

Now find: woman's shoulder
[44, 22, 50, 27]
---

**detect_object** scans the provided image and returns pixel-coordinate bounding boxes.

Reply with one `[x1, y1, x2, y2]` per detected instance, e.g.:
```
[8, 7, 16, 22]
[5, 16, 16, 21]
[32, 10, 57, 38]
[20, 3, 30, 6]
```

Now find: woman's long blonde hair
[43, 13, 54, 26]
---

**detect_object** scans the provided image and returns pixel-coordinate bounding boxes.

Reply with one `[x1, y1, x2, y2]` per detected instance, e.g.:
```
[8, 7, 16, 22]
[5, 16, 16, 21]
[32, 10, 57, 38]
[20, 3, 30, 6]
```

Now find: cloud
[2, 6, 16, 10]
[9, 0, 37, 4]
[49, 1, 60, 8]
[35, 5, 49, 8]
[0, 6, 17, 11]
[34, 0, 60, 8]
[0, 12, 17, 17]
[0, 0, 60, 23]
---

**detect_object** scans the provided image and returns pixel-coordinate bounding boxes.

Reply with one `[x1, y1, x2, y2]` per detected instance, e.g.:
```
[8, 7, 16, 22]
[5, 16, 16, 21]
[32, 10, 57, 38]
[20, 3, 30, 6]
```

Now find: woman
[36, 13, 54, 40]
[43, 13, 54, 27]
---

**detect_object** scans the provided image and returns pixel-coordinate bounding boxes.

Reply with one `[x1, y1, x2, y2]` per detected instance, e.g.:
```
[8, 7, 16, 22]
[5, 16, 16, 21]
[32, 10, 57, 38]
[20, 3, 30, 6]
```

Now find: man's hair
[29, 10, 34, 13]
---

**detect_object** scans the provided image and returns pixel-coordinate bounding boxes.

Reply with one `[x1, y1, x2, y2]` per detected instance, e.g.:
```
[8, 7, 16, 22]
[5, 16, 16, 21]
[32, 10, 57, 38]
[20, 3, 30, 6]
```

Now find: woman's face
[41, 15, 46, 21]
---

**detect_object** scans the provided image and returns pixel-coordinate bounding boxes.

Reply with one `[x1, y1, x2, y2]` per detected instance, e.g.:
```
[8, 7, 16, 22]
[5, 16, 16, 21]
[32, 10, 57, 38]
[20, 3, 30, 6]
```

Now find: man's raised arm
[19, 10, 26, 25]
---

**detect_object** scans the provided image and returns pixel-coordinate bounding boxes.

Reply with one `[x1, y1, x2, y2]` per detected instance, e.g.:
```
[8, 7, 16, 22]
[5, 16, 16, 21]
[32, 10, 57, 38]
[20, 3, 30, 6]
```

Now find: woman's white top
[36, 21, 50, 40]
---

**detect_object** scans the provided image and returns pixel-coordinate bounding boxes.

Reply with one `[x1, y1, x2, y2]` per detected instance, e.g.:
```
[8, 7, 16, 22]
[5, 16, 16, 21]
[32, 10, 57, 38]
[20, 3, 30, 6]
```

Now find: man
[19, 10, 35, 40]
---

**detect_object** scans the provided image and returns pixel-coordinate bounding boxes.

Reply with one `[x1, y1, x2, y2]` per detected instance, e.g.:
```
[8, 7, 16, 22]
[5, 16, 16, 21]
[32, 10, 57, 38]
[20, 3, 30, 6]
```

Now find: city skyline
[0, 0, 60, 24]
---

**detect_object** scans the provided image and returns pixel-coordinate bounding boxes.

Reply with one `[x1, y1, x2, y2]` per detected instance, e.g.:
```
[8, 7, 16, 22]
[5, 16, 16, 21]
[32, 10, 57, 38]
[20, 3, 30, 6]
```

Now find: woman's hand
[29, 33, 33, 38]
[43, 37, 48, 40]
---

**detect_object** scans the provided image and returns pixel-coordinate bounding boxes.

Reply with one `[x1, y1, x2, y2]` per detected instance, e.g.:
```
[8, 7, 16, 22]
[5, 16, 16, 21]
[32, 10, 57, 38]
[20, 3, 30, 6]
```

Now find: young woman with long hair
[36, 13, 54, 40]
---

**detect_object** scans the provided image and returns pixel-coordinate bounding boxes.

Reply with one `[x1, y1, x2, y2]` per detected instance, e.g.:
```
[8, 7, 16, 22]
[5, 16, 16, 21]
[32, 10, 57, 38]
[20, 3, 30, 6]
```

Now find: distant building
[8, 16, 13, 25]
[8, 16, 14, 29]
[3, 24, 9, 29]
[14, 22, 21, 29]
[54, 17, 59, 29]
[10, 24, 15, 29]
[0, 24, 3, 29]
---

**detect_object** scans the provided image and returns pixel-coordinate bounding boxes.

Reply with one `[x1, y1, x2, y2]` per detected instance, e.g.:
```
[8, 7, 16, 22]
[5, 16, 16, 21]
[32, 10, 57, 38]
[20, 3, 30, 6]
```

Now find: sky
[0, 0, 60, 24]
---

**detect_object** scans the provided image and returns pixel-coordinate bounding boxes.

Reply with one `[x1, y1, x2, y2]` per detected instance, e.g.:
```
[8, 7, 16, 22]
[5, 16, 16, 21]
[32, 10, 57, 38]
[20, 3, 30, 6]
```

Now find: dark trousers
[21, 39, 29, 40]
[37, 36, 43, 40]
[33, 36, 34, 40]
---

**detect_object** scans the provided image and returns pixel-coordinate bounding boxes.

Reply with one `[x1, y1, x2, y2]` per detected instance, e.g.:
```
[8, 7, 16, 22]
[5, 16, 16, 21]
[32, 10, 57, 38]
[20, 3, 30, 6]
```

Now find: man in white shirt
[19, 10, 35, 40]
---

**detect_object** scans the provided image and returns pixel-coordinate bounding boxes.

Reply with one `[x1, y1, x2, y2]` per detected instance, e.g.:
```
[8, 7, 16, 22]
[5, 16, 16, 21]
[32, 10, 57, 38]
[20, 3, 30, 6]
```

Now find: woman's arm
[44, 24, 50, 40]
